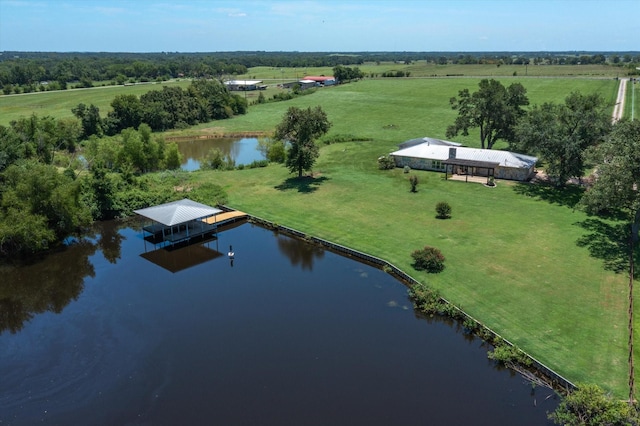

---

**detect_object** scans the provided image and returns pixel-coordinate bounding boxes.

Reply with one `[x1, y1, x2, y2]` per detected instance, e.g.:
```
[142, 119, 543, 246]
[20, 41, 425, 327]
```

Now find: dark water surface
[0, 221, 557, 425]
[178, 137, 264, 171]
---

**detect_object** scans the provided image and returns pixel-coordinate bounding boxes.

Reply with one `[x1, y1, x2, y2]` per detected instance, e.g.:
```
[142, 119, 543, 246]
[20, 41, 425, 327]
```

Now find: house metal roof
[398, 137, 462, 150]
[390, 143, 537, 169]
[224, 80, 262, 85]
[134, 199, 222, 226]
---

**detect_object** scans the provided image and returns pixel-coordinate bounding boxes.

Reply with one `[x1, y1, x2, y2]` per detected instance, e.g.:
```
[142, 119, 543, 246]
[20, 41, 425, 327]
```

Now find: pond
[0, 221, 558, 425]
[178, 137, 265, 171]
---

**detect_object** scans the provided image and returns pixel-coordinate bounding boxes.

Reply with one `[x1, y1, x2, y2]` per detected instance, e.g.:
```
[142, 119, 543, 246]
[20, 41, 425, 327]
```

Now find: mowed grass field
[0, 80, 192, 125]
[239, 61, 625, 80]
[1, 72, 635, 396]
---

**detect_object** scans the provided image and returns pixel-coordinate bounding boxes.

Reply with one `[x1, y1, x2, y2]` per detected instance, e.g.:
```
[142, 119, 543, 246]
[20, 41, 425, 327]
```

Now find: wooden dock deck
[203, 210, 248, 225]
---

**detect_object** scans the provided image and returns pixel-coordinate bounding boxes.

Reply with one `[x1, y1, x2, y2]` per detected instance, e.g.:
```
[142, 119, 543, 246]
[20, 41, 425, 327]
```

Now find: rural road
[612, 78, 628, 122]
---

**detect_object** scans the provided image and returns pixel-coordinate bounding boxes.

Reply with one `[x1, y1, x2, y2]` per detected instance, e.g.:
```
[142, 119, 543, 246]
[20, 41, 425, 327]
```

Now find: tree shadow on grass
[575, 217, 639, 277]
[274, 176, 329, 193]
[513, 181, 585, 209]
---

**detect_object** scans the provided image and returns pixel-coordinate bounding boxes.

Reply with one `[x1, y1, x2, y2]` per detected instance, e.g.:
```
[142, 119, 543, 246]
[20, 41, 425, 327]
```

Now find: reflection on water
[0, 241, 95, 334]
[178, 137, 265, 171]
[276, 234, 325, 270]
[0, 221, 558, 425]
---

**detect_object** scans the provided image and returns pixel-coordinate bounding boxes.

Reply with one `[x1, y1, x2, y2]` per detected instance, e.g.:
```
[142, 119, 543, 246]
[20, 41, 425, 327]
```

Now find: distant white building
[224, 80, 262, 91]
[390, 138, 537, 182]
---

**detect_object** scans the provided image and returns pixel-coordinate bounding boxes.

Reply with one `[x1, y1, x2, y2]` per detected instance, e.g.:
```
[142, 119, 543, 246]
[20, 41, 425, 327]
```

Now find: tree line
[2, 51, 638, 94]
[73, 78, 247, 136]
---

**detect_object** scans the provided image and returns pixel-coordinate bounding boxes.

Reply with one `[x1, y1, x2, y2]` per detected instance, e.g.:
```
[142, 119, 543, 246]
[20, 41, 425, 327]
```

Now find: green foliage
[164, 142, 182, 170]
[549, 383, 639, 425]
[435, 201, 452, 219]
[581, 120, 640, 243]
[332, 65, 364, 82]
[411, 246, 445, 273]
[403, 165, 411, 173]
[247, 159, 269, 168]
[446, 78, 529, 149]
[275, 106, 331, 177]
[377, 155, 395, 170]
[409, 174, 418, 192]
[408, 282, 446, 314]
[0, 160, 91, 256]
[323, 134, 371, 144]
[201, 147, 235, 170]
[514, 91, 610, 185]
[106, 94, 142, 134]
[188, 182, 228, 206]
[487, 343, 532, 367]
[72, 103, 103, 139]
[0, 124, 24, 172]
[257, 137, 286, 164]
[81, 166, 118, 220]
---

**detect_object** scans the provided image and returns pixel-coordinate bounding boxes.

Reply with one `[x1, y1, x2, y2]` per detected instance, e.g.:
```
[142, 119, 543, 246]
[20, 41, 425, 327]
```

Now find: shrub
[248, 159, 269, 168]
[409, 174, 418, 192]
[487, 343, 532, 367]
[435, 201, 452, 219]
[403, 165, 411, 173]
[549, 383, 639, 425]
[377, 155, 395, 170]
[411, 246, 445, 273]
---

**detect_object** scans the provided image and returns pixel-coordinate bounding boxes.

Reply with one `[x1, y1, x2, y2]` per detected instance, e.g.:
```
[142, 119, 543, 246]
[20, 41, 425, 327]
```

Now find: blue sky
[1, 0, 638, 52]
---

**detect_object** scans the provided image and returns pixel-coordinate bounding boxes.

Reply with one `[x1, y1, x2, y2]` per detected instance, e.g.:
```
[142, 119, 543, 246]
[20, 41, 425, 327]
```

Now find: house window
[432, 160, 442, 169]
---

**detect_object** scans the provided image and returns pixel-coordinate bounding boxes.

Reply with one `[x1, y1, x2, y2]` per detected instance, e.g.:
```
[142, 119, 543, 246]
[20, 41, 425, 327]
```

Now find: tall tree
[0, 160, 91, 256]
[581, 120, 640, 404]
[106, 94, 142, 134]
[514, 92, 610, 186]
[274, 106, 331, 177]
[446, 79, 529, 149]
[72, 103, 103, 139]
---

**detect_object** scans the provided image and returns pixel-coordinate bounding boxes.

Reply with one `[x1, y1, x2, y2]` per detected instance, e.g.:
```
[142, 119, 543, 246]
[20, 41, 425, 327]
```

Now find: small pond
[178, 137, 265, 171]
[0, 221, 558, 425]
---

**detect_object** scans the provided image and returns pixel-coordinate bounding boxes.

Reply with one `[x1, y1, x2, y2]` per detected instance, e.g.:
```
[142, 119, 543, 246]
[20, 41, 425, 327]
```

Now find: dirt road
[612, 78, 628, 123]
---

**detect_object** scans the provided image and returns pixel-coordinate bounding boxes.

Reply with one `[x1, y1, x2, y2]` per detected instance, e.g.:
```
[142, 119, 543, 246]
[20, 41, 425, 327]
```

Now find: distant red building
[303, 76, 337, 86]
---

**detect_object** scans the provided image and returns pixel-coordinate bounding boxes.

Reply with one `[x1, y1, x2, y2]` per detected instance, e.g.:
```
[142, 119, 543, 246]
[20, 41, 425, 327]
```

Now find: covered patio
[442, 158, 499, 185]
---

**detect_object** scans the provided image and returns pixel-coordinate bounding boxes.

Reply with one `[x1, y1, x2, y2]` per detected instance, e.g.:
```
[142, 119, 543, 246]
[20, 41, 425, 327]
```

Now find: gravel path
[612, 78, 628, 123]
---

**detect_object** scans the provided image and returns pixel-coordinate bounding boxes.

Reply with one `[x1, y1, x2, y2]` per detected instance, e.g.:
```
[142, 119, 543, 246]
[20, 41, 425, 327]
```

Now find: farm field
[1, 70, 636, 396]
[238, 61, 625, 80]
[166, 77, 620, 148]
[0, 80, 192, 125]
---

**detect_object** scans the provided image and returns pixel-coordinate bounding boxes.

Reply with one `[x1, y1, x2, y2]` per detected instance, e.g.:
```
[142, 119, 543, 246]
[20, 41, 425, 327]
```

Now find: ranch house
[390, 137, 538, 182]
